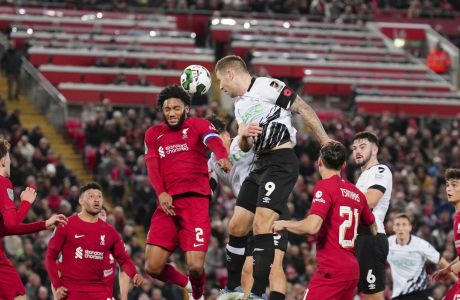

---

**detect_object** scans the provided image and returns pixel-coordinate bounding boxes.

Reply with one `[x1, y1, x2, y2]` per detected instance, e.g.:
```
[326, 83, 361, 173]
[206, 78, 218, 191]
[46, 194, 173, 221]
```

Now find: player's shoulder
[145, 123, 167, 137]
[410, 235, 431, 247]
[387, 235, 396, 245]
[0, 175, 12, 188]
[369, 164, 392, 176]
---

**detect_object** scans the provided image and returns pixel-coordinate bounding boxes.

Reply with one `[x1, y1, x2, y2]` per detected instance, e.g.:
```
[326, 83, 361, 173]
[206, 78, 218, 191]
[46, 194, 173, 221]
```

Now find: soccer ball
[180, 65, 212, 96]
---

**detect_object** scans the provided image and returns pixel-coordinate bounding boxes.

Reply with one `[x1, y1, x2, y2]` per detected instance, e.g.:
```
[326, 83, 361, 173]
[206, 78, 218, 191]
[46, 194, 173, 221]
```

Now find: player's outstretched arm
[119, 270, 130, 300]
[432, 257, 460, 282]
[1, 214, 67, 236]
[1, 187, 38, 229]
[290, 96, 331, 146]
[111, 230, 144, 287]
[273, 215, 323, 235]
[439, 257, 459, 282]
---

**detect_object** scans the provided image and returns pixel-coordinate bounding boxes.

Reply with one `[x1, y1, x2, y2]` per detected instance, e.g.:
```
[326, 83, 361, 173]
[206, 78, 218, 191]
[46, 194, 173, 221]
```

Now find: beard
[355, 151, 371, 168]
[163, 111, 186, 130]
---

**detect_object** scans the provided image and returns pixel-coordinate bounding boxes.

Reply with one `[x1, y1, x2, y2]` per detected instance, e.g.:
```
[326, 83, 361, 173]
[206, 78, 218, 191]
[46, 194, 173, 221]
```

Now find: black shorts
[355, 233, 389, 294]
[236, 148, 299, 214]
[392, 290, 433, 300]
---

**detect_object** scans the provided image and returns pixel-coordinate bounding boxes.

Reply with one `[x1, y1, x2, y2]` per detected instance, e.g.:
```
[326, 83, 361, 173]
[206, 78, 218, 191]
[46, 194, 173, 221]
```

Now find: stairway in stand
[1, 76, 93, 184]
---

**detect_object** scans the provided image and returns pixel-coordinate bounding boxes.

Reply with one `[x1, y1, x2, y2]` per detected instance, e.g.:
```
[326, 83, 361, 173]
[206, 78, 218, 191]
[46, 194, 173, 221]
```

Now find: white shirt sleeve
[256, 77, 297, 110]
[368, 165, 392, 193]
[421, 239, 441, 264]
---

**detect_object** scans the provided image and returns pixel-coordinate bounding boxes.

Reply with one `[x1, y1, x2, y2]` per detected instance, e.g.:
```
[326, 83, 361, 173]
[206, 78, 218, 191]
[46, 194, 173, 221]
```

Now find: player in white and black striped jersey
[215, 55, 331, 300]
[387, 213, 455, 300]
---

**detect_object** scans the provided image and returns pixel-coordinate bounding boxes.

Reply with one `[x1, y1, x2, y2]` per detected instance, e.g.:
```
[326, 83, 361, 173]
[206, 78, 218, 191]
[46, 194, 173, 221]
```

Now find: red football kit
[304, 175, 375, 300]
[444, 212, 460, 300]
[144, 117, 227, 252]
[0, 175, 46, 299]
[45, 215, 137, 300]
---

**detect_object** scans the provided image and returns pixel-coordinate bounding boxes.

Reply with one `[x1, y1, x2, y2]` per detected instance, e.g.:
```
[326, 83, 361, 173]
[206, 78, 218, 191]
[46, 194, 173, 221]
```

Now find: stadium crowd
[2, 86, 460, 299]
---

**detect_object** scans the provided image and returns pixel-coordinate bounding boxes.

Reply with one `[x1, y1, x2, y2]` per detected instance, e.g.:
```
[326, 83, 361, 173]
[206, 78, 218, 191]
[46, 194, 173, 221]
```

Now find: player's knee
[144, 261, 163, 277]
[228, 219, 248, 236]
[252, 218, 271, 234]
[188, 262, 204, 277]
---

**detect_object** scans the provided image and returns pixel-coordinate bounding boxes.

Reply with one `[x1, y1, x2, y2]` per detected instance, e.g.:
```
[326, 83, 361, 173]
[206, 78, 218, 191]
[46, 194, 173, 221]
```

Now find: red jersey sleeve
[194, 118, 228, 160]
[0, 221, 46, 235]
[360, 194, 375, 227]
[144, 126, 166, 195]
[0, 177, 16, 213]
[45, 224, 67, 288]
[308, 180, 333, 220]
[109, 227, 137, 278]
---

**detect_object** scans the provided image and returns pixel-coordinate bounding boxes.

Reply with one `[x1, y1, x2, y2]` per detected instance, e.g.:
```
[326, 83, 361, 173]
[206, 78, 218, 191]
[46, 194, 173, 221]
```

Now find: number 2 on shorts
[195, 227, 204, 243]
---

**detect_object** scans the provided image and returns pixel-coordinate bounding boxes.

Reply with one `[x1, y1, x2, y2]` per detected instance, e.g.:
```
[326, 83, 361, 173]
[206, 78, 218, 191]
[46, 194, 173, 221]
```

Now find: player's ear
[184, 105, 190, 114]
[341, 162, 346, 172]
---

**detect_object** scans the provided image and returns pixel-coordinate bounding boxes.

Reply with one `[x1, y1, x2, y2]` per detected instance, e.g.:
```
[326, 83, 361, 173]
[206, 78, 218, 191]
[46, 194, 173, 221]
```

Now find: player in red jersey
[273, 142, 377, 300]
[45, 182, 144, 300]
[0, 139, 67, 300]
[144, 85, 231, 300]
[432, 169, 460, 299]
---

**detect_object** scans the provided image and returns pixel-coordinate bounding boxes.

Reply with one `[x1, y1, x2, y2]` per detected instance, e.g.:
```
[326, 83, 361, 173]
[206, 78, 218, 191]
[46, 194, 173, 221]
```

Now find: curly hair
[157, 84, 191, 108]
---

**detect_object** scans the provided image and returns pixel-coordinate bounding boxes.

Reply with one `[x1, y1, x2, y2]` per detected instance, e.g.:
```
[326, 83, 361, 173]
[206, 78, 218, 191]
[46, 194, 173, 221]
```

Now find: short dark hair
[206, 115, 226, 133]
[352, 131, 379, 146]
[157, 84, 191, 108]
[320, 142, 346, 170]
[446, 168, 460, 181]
[215, 55, 248, 73]
[394, 213, 412, 223]
[79, 182, 103, 198]
[0, 139, 10, 159]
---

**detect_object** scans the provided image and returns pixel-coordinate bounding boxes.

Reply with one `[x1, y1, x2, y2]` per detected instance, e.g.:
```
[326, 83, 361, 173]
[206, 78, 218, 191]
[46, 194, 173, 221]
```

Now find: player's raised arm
[196, 118, 231, 172]
[289, 95, 331, 146]
[273, 215, 323, 235]
[144, 128, 166, 195]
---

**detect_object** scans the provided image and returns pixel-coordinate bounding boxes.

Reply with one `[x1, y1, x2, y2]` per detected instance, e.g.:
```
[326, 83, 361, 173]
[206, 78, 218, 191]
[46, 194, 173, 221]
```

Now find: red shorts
[147, 195, 210, 252]
[445, 282, 460, 300]
[66, 290, 113, 300]
[0, 260, 25, 299]
[303, 275, 358, 300]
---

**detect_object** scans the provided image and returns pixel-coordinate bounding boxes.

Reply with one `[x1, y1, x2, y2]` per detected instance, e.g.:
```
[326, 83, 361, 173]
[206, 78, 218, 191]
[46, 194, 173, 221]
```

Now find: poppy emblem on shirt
[100, 235, 105, 246]
[7, 188, 13, 201]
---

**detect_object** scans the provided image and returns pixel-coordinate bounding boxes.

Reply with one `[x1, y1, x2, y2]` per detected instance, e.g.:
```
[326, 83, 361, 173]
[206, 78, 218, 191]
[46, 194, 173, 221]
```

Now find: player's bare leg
[14, 296, 26, 300]
[241, 256, 253, 294]
[269, 250, 286, 299]
[363, 292, 384, 300]
[186, 251, 206, 300]
[145, 245, 189, 288]
[249, 207, 279, 298]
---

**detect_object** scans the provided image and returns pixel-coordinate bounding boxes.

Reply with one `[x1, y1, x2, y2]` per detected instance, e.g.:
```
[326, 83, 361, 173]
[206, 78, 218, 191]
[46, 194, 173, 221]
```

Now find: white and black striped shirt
[234, 77, 297, 153]
[387, 235, 440, 298]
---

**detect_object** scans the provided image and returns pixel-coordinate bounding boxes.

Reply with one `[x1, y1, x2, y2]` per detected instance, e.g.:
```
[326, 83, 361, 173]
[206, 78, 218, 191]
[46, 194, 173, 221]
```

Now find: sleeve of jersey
[308, 182, 332, 220]
[422, 240, 441, 264]
[259, 78, 297, 110]
[45, 225, 67, 289]
[0, 179, 16, 214]
[1, 220, 46, 235]
[360, 198, 375, 227]
[110, 229, 137, 278]
[144, 128, 166, 195]
[368, 167, 392, 193]
[197, 119, 228, 160]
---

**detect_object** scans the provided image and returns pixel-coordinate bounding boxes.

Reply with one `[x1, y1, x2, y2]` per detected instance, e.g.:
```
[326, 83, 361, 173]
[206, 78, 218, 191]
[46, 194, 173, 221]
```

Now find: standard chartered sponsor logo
[75, 247, 83, 259]
[74, 246, 104, 260]
[165, 143, 189, 154]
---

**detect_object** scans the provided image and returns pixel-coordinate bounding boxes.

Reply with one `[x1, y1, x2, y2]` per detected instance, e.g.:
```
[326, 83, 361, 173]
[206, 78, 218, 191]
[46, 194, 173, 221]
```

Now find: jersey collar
[247, 77, 256, 92]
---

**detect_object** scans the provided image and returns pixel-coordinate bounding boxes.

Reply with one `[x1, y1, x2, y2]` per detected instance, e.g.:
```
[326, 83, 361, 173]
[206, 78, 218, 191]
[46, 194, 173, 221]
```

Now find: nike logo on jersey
[193, 243, 204, 247]
[157, 134, 164, 140]
[75, 234, 85, 238]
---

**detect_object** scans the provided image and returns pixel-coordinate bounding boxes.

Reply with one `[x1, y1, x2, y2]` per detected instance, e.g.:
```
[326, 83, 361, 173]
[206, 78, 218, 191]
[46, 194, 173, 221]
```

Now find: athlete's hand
[217, 158, 232, 173]
[239, 123, 262, 138]
[272, 220, 286, 234]
[54, 286, 68, 300]
[159, 192, 175, 216]
[132, 273, 144, 287]
[45, 214, 68, 230]
[20, 187, 37, 204]
[431, 267, 450, 282]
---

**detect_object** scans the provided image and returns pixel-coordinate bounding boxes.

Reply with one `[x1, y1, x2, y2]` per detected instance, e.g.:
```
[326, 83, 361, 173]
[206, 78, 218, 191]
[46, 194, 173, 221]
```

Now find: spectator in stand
[426, 41, 451, 75]
[95, 57, 110, 67]
[112, 74, 129, 85]
[134, 58, 149, 69]
[0, 40, 22, 101]
[116, 58, 130, 68]
[136, 75, 151, 86]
